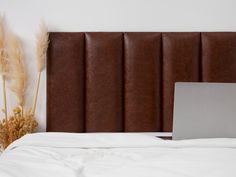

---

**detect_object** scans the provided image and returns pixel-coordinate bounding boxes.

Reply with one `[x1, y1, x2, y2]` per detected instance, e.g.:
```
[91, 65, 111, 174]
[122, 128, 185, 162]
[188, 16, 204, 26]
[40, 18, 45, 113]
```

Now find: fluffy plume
[0, 16, 8, 76]
[32, 21, 49, 115]
[36, 21, 49, 72]
[0, 16, 9, 122]
[0, 16, 3, 49]
[6, 32, 26, 107]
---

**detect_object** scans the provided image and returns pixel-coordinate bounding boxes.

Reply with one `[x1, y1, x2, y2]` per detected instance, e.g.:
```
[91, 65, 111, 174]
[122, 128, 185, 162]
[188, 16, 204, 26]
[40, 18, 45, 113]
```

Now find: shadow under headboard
[47, 32, 236, 132]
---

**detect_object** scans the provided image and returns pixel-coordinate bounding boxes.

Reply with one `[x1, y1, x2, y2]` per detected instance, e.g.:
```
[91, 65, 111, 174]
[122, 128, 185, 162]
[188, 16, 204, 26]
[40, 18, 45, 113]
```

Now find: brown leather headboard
[47, 32, 236, 132]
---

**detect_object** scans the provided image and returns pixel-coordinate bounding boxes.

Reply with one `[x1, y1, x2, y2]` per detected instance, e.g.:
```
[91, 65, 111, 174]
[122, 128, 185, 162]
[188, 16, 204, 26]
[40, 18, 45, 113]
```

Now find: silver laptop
[173, 82, 236, 140]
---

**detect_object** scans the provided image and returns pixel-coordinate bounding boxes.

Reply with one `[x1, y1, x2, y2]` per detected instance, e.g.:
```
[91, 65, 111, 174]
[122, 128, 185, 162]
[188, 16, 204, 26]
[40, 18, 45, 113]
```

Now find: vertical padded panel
[47, 33, 85, 132]
[202, 32, 236, 82]
[124, 33, 162, 131]
[85, 33, 123, 132]
[163, 33, 201, 131]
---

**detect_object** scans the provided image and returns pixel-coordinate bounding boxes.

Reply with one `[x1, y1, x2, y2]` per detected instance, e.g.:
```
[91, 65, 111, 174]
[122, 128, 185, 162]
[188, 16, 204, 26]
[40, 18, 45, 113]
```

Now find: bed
[0, 32, 236, 177]
[1, 133, 236, 177]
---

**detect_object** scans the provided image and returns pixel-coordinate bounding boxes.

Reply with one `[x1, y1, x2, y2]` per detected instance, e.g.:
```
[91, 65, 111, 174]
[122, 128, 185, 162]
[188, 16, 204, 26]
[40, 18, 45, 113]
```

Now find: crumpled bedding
[0, 133, 236, 177]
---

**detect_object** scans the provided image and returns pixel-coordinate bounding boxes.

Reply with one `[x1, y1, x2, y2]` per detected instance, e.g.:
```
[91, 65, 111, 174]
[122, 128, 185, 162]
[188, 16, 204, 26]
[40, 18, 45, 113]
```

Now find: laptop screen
[173, 82, 236, 140]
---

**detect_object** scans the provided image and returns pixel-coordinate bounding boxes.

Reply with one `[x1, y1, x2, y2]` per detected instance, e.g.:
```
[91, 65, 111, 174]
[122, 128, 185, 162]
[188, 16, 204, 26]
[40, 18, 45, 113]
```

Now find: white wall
[1, 0, 236, 131]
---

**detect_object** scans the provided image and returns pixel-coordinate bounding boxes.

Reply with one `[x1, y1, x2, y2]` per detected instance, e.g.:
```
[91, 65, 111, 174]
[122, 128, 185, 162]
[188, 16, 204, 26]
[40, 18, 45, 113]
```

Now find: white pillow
[7, 132, 163, 150]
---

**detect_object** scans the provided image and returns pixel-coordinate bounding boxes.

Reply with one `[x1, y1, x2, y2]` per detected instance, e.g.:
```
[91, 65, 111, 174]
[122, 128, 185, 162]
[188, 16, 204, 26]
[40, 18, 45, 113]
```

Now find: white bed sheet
[0, 133, 236, 177]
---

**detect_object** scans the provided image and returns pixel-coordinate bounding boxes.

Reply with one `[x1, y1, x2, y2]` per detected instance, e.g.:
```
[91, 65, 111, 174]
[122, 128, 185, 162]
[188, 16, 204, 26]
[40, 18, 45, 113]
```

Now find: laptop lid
[173, 82, 236, 140]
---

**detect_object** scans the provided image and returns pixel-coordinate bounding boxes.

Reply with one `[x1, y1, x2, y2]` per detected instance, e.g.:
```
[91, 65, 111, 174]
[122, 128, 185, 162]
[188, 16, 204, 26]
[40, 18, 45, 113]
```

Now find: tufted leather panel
[202, 32, 236, 82]
[47, 33, 85, 132]
[85, 33, 123, 132]
[124, 33, 162, 131]
[47, 32, 236, 132]
[162, 33, 201, 131]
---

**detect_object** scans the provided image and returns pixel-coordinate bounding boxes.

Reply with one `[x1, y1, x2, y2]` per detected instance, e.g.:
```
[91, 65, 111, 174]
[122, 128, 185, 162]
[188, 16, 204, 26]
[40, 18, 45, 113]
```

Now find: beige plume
[0, 16, 8, 76]
[36, 20, 49, 72]
[32, 20, 49, 115]
[6, 31, 26, 108]
[0, 16, 3, 49]
[0, 16, 8, 122]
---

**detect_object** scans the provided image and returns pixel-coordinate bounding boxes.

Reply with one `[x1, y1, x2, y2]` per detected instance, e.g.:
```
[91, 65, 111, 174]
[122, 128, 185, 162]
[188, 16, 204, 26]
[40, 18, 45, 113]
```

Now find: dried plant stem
[32, 72, 41, 115]
[21, 105, 24, 117]
[2, 75, 8, 121]
[32, 20, 48, 116]
[2, 75, 9, 148]
[0, 16, 8, 125]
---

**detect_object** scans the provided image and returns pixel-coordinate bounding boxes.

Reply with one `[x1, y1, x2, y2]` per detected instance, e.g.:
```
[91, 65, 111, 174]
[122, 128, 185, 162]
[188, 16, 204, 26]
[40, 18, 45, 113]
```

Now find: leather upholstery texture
[162, 33, 201, 131]
[47, 32, 236, 132]
[47, 33, 85, 132]
[124, 33, 162, 132]
[202, 32, 236, 82]
[85, 33, 123, 132]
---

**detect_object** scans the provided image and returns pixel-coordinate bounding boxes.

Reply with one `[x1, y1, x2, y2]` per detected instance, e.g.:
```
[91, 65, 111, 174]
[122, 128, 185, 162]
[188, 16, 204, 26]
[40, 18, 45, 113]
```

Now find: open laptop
[172, 82, 236, 140]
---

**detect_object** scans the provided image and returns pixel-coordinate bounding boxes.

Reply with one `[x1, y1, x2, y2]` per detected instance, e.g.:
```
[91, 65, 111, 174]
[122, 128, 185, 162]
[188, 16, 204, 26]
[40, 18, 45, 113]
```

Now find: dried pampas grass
[32, 20, 49, 115]
[0, 17, 8, 77]
[0, 16, 8, 122]
[0, 16, 3, 49]
[0, 17, 39, 150]
[6, 32, 26, 108]
[0, 16, 8, 77]
[36, 21, 49, 72]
